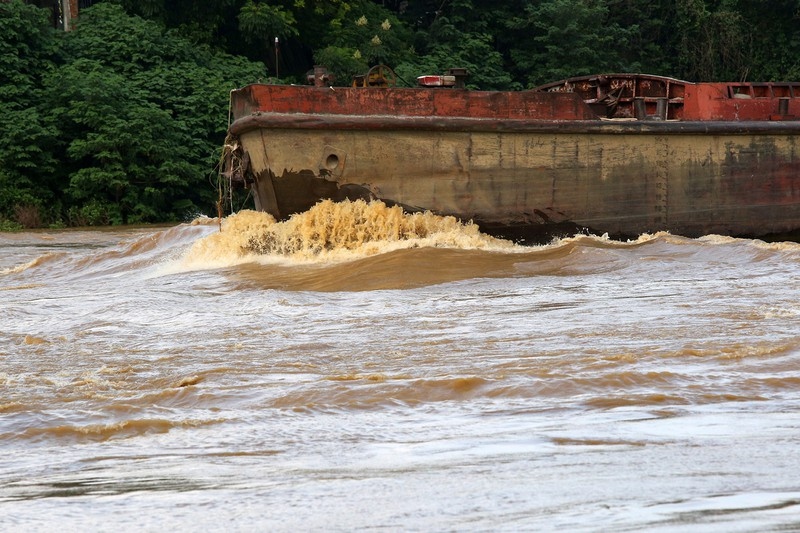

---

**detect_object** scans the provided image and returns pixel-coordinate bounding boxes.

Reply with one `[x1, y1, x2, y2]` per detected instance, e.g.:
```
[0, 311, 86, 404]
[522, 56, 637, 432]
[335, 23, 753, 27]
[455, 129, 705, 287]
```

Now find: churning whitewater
[1, 200, 799, 531]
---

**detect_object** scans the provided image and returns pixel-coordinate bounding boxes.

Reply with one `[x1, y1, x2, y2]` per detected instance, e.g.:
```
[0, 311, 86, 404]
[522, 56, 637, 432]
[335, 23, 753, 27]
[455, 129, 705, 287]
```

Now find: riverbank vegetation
[2, 0, 800, 229]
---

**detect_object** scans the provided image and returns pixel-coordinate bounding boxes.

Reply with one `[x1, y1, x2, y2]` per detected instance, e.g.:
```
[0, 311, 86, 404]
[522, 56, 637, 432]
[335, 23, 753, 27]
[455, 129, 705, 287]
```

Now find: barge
[221, 68, 800, 242]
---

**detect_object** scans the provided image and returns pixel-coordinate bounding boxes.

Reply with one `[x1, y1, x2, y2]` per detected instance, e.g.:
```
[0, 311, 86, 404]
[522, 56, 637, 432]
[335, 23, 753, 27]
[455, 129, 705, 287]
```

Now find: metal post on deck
[656, 98, 668, 120]
[275, 37, 279, 79]
[634, 98, 647, 120]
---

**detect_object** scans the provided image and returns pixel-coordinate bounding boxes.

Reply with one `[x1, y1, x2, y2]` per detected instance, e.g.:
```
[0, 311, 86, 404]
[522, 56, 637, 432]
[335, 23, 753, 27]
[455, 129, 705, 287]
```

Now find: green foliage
[0, 110, 60, 226]
[734, 0, 800, 81]
[239, 0, 298, 41]
[0, 2, 266, 228]
[603, 0, 676, 75]
[396, 31, 515, 90]
[236, 1, 300, 79]
[502, 0, 630, 87]
[0, 1, 60, 224]
[90, 0, 800, 85]
[67, 199, 112, 227]
[116, 0, 239, 44]
[674, 0, 751, 81]
[0, 219, 24, 232]
[46, 59, 181, 223]
[0, 167, 41, 219]
[107, 0, 800, 87]
[313, 46, 369, 83]
[392, 0, 514, 90]
[0, 0, 57, 101]
[313, 0, 413, 83]
[41, 3, 265, 225]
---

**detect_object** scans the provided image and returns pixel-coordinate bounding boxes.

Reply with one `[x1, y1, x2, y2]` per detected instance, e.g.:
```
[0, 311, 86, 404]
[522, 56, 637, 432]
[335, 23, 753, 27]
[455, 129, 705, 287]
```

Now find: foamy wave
[0, 252, 62, 276]
[698, 233, 800, 253]
[9, 417, 223, 443]
[176, 200, 521, 270]
[553, 230, 683, 249]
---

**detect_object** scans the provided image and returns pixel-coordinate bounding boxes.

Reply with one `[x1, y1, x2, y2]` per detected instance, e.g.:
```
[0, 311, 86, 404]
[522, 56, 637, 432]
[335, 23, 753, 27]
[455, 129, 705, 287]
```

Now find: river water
[1, 200, 799, 532]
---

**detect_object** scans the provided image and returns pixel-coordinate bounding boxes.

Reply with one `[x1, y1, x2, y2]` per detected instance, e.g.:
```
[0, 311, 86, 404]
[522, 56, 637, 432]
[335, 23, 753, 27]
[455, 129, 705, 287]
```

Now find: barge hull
[225, 81, 800, 242]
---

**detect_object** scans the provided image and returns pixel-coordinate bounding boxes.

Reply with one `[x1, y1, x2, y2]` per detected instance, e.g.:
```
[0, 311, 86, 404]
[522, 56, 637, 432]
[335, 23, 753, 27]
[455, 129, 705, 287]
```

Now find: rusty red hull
[224, 74, 800, 242]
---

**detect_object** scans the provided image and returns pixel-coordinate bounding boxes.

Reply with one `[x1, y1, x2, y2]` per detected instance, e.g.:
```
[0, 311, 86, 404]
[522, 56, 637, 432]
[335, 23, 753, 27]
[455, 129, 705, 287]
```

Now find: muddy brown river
[1, 201, 799, 531]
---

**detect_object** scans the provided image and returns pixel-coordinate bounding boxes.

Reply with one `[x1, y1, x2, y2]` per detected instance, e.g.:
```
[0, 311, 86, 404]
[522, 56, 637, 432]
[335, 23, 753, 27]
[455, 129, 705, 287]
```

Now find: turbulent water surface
[1, 200, 799, 531]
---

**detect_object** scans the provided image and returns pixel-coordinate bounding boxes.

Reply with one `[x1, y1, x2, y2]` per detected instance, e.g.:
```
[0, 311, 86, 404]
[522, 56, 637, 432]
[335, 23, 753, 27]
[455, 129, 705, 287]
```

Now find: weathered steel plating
[223, 73, 800, 242]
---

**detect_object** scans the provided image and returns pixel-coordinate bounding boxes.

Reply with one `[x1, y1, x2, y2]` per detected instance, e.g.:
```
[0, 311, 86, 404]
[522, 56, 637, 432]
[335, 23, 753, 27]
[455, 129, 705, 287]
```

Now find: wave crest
[183, 200, 517, 267]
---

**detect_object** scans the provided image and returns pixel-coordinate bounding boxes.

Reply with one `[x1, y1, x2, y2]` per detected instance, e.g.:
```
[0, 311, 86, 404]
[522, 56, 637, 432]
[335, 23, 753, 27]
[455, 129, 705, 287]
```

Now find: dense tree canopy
[106, 0, 800, 88]
[1, 0, 264, 228]
[2, 0, 800, 228]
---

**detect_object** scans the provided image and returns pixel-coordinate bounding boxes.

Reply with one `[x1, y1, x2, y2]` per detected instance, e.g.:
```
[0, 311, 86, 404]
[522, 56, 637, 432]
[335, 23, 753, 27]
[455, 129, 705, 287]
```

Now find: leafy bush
[0, 1, 267, 228]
